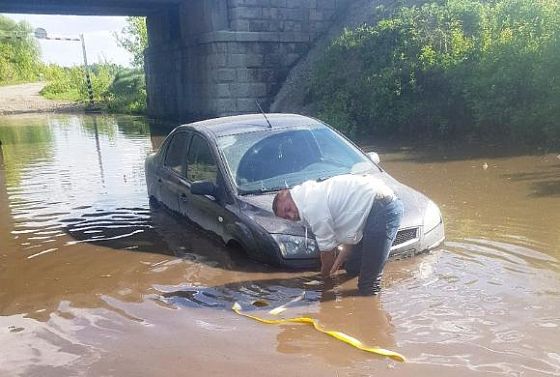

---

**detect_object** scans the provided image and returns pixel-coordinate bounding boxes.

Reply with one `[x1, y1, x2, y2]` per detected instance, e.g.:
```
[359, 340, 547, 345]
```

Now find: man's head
[272, 189, 300, 221]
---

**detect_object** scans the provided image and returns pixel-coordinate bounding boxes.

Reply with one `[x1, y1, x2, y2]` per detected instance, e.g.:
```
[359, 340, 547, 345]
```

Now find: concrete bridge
[0, 0, 350, 122]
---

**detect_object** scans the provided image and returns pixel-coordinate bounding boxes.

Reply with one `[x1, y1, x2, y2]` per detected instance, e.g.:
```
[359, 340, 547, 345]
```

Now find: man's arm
[311, 216, 337, 276]
[320, 245, 353, 278]
[302, 198, 338, 277]
[330, 244, 353, 276]
[320, 249, 337, 278]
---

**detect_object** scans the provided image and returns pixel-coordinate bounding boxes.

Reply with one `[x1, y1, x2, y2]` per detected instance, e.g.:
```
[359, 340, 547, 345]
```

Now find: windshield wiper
[238, 187, 280, 195]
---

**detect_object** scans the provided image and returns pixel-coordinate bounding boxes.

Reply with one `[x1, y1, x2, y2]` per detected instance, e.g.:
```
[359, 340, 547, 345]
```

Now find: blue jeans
[345, 197, 404, 295]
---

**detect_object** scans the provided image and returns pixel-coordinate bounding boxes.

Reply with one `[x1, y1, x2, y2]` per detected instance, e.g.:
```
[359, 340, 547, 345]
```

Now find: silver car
[145, 113, 444, 268]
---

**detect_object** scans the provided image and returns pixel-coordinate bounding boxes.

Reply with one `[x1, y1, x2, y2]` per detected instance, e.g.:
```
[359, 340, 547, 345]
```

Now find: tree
[115, 17, 148, 68]
[0, 15, 41, 83]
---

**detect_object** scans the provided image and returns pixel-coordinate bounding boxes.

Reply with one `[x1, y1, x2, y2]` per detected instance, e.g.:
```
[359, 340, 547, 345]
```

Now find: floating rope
[232, 302, 406, 362]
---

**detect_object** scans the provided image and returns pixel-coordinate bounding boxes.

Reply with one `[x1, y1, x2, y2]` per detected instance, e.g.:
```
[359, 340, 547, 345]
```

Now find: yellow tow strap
[232, 303, 406, 362]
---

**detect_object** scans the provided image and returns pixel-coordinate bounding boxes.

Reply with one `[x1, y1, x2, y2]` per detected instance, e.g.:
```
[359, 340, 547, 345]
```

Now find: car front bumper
[389, 221, 445, 260]
[275, 220, 445, 268]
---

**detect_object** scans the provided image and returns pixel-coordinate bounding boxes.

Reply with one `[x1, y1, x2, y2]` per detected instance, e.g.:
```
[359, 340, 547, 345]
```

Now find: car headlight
[271, 234, 319, 259]
[424, 200, 442, 233]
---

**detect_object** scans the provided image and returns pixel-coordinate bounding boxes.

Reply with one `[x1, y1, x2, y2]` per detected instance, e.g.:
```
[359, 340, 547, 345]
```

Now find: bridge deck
[0, 0, 180, 16]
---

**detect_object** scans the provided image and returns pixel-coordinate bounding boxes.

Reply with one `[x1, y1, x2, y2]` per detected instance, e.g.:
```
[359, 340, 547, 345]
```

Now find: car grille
[392, 227, 418, 246]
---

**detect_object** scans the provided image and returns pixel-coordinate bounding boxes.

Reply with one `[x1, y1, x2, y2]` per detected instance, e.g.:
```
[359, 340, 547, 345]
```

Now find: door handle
[180, 193, 188, 202]
[157, 178, 162, 183]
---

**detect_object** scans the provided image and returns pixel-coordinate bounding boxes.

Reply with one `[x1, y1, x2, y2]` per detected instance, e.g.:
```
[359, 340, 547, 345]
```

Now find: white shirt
[290, 174, 394, 252]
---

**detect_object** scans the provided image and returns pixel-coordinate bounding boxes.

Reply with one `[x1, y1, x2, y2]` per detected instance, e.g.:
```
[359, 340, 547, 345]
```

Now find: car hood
[238, 173, 430, 236]
[377, 172, 428, 229]
[238, 193, 308, 237]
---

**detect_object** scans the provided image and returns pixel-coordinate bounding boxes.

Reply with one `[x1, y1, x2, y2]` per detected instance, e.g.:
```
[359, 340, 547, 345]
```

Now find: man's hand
[320, 250, 336, 278]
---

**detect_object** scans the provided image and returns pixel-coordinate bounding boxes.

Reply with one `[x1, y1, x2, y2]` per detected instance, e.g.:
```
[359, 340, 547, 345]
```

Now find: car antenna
[255, 100, 273, 128]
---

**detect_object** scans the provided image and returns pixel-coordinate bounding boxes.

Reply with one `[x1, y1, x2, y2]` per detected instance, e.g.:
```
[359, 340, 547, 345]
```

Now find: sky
[3, 14, 133, 67]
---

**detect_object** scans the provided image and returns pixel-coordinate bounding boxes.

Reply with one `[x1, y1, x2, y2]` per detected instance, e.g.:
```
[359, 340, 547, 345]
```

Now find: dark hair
[272, 189, 290, 215]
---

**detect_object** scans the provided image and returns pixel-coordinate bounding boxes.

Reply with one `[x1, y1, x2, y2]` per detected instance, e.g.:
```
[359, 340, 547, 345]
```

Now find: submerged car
[145, 114, 444, 268]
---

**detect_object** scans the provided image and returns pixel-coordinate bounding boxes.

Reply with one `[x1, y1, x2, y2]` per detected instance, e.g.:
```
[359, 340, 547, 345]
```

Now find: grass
[40, 87, 81, 102]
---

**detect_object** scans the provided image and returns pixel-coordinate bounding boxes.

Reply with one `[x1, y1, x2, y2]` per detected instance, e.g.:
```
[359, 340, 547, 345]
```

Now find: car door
[180, 133, 230, 240]
[158, 131, 190, 213]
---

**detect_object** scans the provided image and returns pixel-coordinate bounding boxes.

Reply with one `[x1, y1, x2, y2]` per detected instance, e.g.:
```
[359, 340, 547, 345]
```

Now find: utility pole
[32, 28, 96, 109]
[80, 34, 95, 109]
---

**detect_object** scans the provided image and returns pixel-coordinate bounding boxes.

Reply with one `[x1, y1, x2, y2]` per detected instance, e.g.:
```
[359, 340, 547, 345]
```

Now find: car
[145, 113, 444, 268]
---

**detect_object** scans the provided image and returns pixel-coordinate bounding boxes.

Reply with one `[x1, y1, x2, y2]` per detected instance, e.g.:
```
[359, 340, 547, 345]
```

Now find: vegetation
[311, 0, 560, 145]
[39, 65, 83, 101]
[39, 17, 148, 114]
[40, 64, 146, 114]
[106, 68, 147, 113]
[115, 17, 148, 69]
[0, 15, 41, 84]
[0, 14, 148, 114]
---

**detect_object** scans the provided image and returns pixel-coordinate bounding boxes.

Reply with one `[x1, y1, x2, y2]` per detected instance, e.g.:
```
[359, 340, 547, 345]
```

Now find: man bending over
[272, 174, 403, 296]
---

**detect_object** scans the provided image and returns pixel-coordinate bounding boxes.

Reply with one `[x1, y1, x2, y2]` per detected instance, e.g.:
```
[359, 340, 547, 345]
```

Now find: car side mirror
[190, 180, 216, 197]
[367, 152, 380, 164]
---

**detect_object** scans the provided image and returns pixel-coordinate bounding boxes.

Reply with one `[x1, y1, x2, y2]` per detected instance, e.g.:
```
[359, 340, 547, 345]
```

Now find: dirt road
[0, 82, 83, 115]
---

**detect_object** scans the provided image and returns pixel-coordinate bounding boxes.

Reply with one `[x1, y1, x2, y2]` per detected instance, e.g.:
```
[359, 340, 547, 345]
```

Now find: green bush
[40, 65, 83, 101]
[105, 68, 146, 114]
[311, 0, 560, 145]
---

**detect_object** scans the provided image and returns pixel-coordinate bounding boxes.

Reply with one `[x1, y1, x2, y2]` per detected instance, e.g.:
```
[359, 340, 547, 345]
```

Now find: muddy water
[0, 114, 558, 377]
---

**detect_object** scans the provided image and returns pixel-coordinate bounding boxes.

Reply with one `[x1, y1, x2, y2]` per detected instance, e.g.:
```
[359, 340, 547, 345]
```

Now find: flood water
[0, 114, 558, 377]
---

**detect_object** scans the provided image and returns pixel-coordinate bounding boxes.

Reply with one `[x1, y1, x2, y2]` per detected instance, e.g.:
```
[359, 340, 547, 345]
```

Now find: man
[272, 174, 403, 296]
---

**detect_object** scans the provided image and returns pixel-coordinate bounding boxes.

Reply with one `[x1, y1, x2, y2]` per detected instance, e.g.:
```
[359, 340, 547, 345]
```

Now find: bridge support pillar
[145, 0, 350, 122]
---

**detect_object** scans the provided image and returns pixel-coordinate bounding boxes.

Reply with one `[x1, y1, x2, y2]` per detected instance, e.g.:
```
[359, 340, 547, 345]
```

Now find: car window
[186, 134, 218, 183]
[313, 129, 362, 166]
[236, 131, 318, 184]
[164, 132, 189, 175]
[218, 127, 378, 194]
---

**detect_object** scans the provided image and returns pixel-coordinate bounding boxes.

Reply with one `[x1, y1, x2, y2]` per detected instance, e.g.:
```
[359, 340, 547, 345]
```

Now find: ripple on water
[386, 239, 560, 375]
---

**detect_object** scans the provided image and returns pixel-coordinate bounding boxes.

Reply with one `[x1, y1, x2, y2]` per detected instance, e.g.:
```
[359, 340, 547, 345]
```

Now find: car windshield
[217, 125, 380, 194]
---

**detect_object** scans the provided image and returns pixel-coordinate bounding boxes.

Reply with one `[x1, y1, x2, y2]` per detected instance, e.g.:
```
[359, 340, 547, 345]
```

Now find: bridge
[0, 0, 351, 121]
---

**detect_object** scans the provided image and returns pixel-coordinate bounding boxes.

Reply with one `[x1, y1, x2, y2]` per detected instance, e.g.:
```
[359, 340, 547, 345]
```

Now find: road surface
[0, 82, 83, 115]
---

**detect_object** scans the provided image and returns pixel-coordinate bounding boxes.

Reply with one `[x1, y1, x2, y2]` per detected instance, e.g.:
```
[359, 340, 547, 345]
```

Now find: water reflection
[503, 163, 560, 198]
[2, 115, 151, 258]
[1, 114, 560, 376]
[0, 115, 170, 321]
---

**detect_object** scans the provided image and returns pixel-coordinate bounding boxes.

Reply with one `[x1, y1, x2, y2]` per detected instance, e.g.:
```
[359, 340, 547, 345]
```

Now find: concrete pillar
[145, 7, 182, 121]
[145, 0, 352, 122]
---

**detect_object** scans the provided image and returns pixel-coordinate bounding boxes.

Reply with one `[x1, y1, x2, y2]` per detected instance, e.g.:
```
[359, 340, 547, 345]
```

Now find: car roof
[176, 113, 324, 138]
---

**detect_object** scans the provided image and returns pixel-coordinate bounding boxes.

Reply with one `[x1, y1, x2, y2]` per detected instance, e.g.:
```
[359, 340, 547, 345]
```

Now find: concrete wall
[227, 0, 347, 35]
[145, 0, 351, 122]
